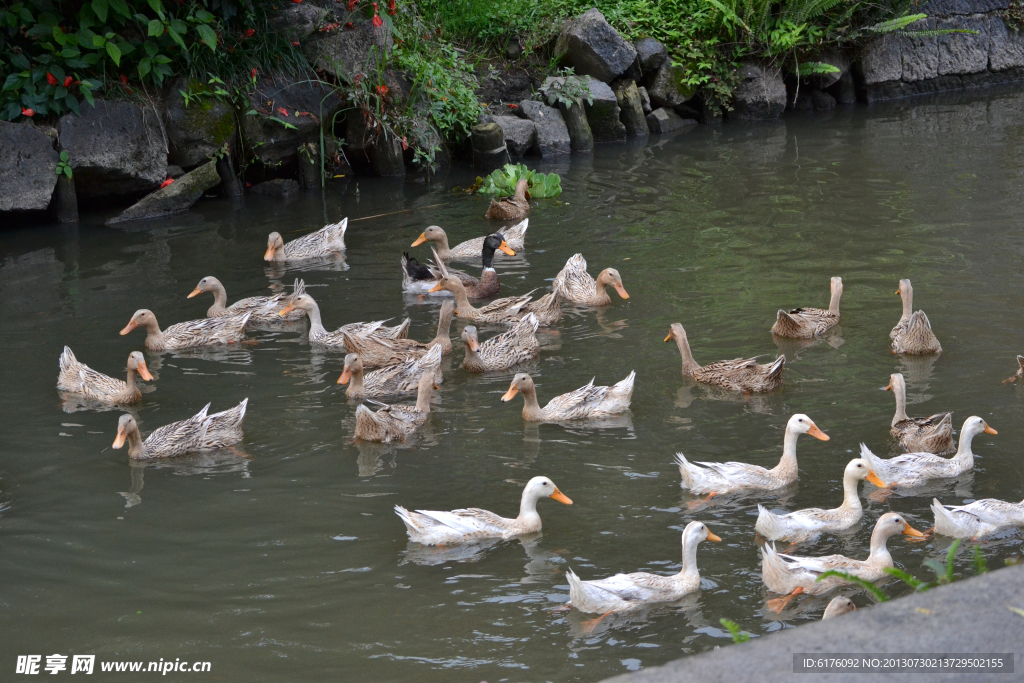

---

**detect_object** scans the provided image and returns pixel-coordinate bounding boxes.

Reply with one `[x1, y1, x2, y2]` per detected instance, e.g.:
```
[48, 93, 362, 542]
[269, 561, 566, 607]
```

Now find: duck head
[265, 232, 285, 261]
[127, 351, 153, 382]
[411, 226, 446, 247]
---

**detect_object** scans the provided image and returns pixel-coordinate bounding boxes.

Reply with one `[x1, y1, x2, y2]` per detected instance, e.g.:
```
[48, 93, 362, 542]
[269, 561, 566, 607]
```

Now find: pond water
[3, 87, 1024, 682]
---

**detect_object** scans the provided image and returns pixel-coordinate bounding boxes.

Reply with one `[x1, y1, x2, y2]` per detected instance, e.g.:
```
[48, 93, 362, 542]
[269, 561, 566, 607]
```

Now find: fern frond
[867, 13, 926, 33]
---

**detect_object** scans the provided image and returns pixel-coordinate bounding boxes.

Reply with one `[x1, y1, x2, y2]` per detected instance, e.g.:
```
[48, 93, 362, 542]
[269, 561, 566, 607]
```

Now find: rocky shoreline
[2, 1, 1022, 227]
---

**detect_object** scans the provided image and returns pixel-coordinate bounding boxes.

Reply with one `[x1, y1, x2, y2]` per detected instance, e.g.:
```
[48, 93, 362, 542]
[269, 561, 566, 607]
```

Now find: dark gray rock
[920, 0, 1009, 15]
[900, 17, 939, 82]
[812, 90, 836, 110]
[476, 68, 536, 104]
[560, 100, 594, 151]
[106, 159, 220, 224]
[615, 80, 649, 136]
[242, 73, 343, 165]
[57, 99, 166, 199]
[472, 123, 508, 171]
[250, 178, 299, 197]
[937, 14, 990, 74]
[163, 77, 236, 168]
[829, 71, 858, 104]
[269, 4, 327, 42]
[637, 86, 652, 114]
[989, 15, 1024, 70]
[518, 100, 571, 157]
[857, 36, 902, 84]
[554, 9, 638, 83]
[646, 63, 691, 109]
[859, 65, 1024, 100]
[645, 107, 694, 133]
[804, 49, 849, 89]
[0, 121, 58, 212]
[305, 21, 393, 81]
[793, 89, 815, 110]
[602, 564, 1024, 683]
[372, 132, 405, 177]
[730, 64, 787, 120]
[634, 37, 668, 73]
[166, 164, 185, 178]
[479, 115, 536, 159]
[582, 77, 626, 142]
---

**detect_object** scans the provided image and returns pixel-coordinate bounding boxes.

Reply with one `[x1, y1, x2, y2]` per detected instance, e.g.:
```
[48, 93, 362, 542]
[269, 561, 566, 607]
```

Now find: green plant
[719, 618, 751, 643]
[55, 150, 72, 178]
[474, 163, 562, 197]
[537, 67, 592, 109]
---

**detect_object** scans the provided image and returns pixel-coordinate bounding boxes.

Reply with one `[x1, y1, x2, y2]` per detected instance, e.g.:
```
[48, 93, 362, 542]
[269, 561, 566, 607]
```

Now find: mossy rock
[163, 77, 237, 168]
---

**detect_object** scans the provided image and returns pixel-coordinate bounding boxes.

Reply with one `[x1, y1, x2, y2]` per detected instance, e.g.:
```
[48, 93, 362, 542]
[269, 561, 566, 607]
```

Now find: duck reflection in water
[263, 253, 348, 280]
[772, 326, 845, 361]
[118, 449, 252, 509]
[352, 424, 442, 477]
[399, 531, 565, 584]
[562, 589, 711, 639]
[674, 380, 782, 414]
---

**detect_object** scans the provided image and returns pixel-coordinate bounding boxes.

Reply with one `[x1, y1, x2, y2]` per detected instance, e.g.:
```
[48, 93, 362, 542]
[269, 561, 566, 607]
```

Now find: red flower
[243, 28, 255, 38]
[401, 136, 408, 150]
[291, 0, 303, 3]
[63, 76, 73, 88]
[507, 103, 518, 109]
[21, 107, 34, 117]
[250, 68, 258, 80]
[277, 107, 289, 117]
[46, 72, 58, 86]
[345, 22, 354, 28]
[387, 0, 395, 14]
[372, 1, 383, 27]
[120, 74, 128, 85]
[354, 73, 362, 86]
[292, 41, 300, 46]
[375, 84, 388, 97]
[346, 0, 358, 9]
[160, 177, 174, 189]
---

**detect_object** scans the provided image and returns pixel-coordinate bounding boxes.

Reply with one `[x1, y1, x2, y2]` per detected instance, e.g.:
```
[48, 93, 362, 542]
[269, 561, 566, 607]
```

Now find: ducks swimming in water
[264, 219, 347, 261]
[930, 495, 1024, 539]
[188, 276, 306, 323]
[338, 344, 444, 399]
[401, 232, 515, 297]
[500, 371, 635, 422]
[771, 276, 843, 339]
[461, 314, 540, 373]
[665, 323, 785, 393]
[58, 347, 153, 405]
[111, 399, 248, 460]
[884, 372, 954, 455]
[891, 279, 941, 355]
[120, 309, 250, 351]
[485, 179, 531, 221]
[353, 372, 436, 443]
[411, 219, 528, 260]
[277, 293, 409, 347]
[551, 253, 629, 306]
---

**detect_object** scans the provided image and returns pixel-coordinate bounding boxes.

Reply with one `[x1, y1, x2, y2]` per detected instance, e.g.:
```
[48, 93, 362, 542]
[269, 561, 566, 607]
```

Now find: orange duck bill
[187, 287, 203, 299]
[807, 424, 830, 441]
[112, 428, 127, 449]
[119, 320, 138, 335]
[137, 360, 154, 382]
[614, 283, 629, 299]
[277, 304, 296, 316]
[501, 385, 519, 402]
[411, 233, 428, 247]
[337, 369, 352, 385]
[498, 240, 516, 256]
[549, 488, 572, 505]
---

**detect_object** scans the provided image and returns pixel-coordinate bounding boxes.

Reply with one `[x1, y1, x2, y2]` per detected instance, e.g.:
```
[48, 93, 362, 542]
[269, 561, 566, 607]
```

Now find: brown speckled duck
[485, 179, 530, 221]
[665, 323, 784, 393]
[57, 347, 153, 404]
[891, 279, 941, 355]
[120, 309, 250, 351]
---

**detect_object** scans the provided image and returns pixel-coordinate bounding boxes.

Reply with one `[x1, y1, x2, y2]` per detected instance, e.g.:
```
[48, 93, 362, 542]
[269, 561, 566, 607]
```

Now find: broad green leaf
[108, 0, 131, 20]
[65, 165, 73, 178]
[60, 150, 69, 162]
[105, 41, 121, 66]
[52, 26, 66, 45]
[148, 19, 164, 37]
[11, 53, 31, 70]
[138, 57, 152, 78]
[166, 26, 186, 52]
[170, 19, 187, 34]
[146, 0, 164, 17]
[196, 24, 218, 52]
[92, 0, 108, 24]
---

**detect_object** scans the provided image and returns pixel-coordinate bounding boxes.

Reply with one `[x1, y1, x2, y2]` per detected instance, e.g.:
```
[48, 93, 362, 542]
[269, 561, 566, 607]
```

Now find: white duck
[676, 414, 829, 496]
[930, 496, 1024, 539]
[264, 218, 347, 261]
[395, 476, 572, 545]
[859, 416, 996, 489]
[761, 512, 924, 611]
[755, 459, 886, 542]
[566, 521, 720, 614]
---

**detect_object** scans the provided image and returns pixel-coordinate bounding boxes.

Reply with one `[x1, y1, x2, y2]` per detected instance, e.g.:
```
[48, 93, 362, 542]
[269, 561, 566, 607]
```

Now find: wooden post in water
[54, 155, 78, 224]
[559, 99, 593, 152]
[298, 142, 322, 189]
[217, 153, 242, 198]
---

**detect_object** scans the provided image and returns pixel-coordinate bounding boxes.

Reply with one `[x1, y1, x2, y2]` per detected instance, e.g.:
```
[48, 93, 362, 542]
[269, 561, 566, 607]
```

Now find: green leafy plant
[719, 618, 751, 643]
[537, 67, 593, 109]
[55, 150, 72, 178]
[474, 163, 562, 198]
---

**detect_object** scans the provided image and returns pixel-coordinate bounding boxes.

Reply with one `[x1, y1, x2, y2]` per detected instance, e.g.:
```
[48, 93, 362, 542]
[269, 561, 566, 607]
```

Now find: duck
[891, 279, 941, 354]
[771, 276, 843, 338]
[395, 475, 572, 545]
[884, 372, 954, 455]
[665, 323, 785, 393]
[57, 346, 153, 404]
[822, 596, 857, 620]
[500, 371, 635, 422]
[338, 344, 444, 399]
[931, 496, 1024, 539]
[111, 399, 248, 460]
[565, 521, 720, 614]
[188, 276, 306, 322]
[401, 233, 515, 297]
[485, 178, 530, 221]
[521, 283, 563, 326]
[761, 512, 924, 610]
[428, 259, 535, 325]
[411, 219, 528, 261]
[858, 416, 996, 489]
[276, 293, 409, 347]
[461, 314, 540, 372]
[353, 372, 435, 443]
[119, 309, 250, 351]
[341, 302, 454, 369]
[264, 218, 347, 261]
[551, 253, 630, 306]
[755, 459, 886, 542]
[676, 414, 829, 496]
[1002, 355, 1024, 383]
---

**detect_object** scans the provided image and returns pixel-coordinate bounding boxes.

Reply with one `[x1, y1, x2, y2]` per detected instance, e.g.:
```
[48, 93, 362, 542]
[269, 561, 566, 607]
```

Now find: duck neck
[592, 277, 612, 305]
[434, 234, 452, 260]
[899, 285, 913, 324]
[207, 282, 229, 316]
[520, 385, 545, 421]
[839, 473, 864, 513]
[432, 307, 454, 346]
[305, 301, 327, 338]
[141, 318, 164, 347]
[771, 426, 800, 481]
[516, 491, 542, 531]
[481, 245, 496, 271]
[867, 528, 894, 565]
[891, 382, 909, 425]
[462, 340, 481, 367]
[415, 379, 433, 413]
[515, 180, 528, 202]
[677, 536, 701, 579]
[952, 428, 977, 467]
[828, 285, 842, 316]
[126, 429, 145, 459]
[674, 332, 701, 375]
[346, 366, 365, 397]
[125, 367, 140, 393]
[450, 285, 476, 316]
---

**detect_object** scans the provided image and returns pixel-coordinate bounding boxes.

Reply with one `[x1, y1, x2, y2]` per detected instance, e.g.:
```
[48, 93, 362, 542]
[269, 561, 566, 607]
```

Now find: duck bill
[903, 525, 925, 538]
[498, 241, 516, 256]
[865, 471, 886, 488]
[468, 339, 481, 352]
[663, 332, 673, 342]
[883, 382, 892, 391]
[137, 361, 154, 382]
[807, 425, 830, 441]
[187, 286, 203, 299]
[501, 385, 519, 402]
[549, 488, 572, 505]
[895, 288, 901, 295]
[411, 233, 428, 247]
[984, 424, 998, 435]
[337, 369, 352, 385]
[119, 320, 138, 336]
[112, 428, 126, 449]
[614, 283, 630, 300]
[277, 304, 296, 317]
[428, 283, 443, 293]
[264, 245, 276, 261]
[705, 531, 722, 542]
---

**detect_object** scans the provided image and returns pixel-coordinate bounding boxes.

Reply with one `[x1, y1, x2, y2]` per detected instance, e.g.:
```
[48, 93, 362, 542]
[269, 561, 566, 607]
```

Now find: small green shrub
[474, 163, 561, 198]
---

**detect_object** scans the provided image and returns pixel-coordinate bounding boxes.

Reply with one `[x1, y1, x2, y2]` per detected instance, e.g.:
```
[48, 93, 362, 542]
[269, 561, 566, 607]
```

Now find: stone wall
[856, 0, 1024, 101]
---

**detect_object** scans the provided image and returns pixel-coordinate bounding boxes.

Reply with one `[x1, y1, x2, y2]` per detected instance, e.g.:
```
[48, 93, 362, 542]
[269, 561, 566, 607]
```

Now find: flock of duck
[54, 202, 1024, 625]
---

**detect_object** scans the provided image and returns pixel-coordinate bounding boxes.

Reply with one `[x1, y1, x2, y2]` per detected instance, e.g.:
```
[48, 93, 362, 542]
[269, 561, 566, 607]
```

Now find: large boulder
[517, 100, 571, 157]
[476, 67, 536, 104]
[645, 63, 691, 109]
[989, 14, 1024, 70]
[0, 121, 58, 212]
[305, 21, 392, 81]
[106, 159, 220, 224]
[472, 123, 508, 171]
[900, 18, 938, 82]
[582, 77, 625, 142]
[645, 107, 694, 134]
[614, 80, 649, 137]
[250, 178, 300, 197]
[57, 99, 166, 199]
[480, 115, 536, 159]
[856, 36, 903, 85]
[242, 73, 343, 165]
[163, 77, 236, 168]
[803, 49, 849, 89]
[730, 64, 787, 120]
[634, 37, 668, 74]
[936, 14, 990, 75]
[269, 4, 327, 42]
[554, 9, 637, 83]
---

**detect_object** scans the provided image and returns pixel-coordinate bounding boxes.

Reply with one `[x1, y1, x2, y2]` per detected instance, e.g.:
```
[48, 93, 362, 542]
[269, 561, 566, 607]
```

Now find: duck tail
[565, 568, 585, 608]
[771, 310, 802, 337]
[611, 370, 636, 403]
[505, 217, 529, 244]
[766, 355, 786, 378]
[754, 503, 783, 539]
[930, 498, 960, 538]
[675, 452, 698, 490]
[59, 345, 79, 376]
